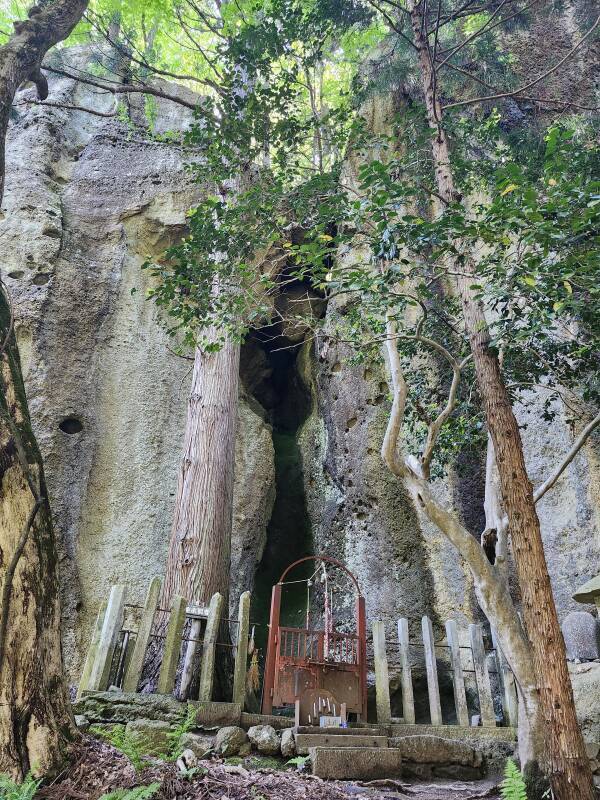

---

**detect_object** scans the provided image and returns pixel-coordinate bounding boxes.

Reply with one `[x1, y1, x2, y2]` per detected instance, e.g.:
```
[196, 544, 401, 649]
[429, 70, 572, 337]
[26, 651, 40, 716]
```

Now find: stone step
[310, 747, 402, 780]
[296, 726, 383, 736]
[296, 733, 388, 755]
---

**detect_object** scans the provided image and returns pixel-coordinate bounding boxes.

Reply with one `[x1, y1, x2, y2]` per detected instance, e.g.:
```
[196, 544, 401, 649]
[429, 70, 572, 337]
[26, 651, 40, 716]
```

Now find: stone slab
[388, 724, 516, 742]
[240, 712, 295, 730]
[310, 747, 402, 780]
[297, 734, 388, 755]
[388, 734, 482, 767]
[191, 701, 242, 728]
[296, 726, 383, 736]
[74, 691, 185, 723]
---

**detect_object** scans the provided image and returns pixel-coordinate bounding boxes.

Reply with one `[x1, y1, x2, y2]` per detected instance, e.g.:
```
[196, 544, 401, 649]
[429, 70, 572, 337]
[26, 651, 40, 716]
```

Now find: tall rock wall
[0, 37, 597, 685]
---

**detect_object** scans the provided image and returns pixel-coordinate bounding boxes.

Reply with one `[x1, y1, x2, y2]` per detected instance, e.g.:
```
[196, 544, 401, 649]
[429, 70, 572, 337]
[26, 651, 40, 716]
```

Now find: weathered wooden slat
[157, 594, 186, 695]
[198, 592, 224, 701]
[422, 615, 442, 726]
[491, 627, 518, 727]
[469, 623, 496, 727]
[445, 619, 469, 727]
[88, 584, 125, 691]
[123, 576, 162, 693]
[77, 600, 107, 700]
[372, 620, 391, 724]
[397, 618, 415, 724]
[232, 591, 251, 708]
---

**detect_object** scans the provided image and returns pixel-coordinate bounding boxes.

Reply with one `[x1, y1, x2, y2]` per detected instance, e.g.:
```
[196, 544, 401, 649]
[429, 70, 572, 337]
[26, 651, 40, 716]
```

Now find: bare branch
[442, 14, 600, 110]
[16, 98, 116, 117]
[534, 412, 600, 504]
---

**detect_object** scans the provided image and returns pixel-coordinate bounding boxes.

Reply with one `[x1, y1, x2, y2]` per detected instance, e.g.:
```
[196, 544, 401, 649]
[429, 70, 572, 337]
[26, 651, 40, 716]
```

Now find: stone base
[191, 701, 242, 728]
[297, 733, 388, 755]
[310, 747, 402, 780]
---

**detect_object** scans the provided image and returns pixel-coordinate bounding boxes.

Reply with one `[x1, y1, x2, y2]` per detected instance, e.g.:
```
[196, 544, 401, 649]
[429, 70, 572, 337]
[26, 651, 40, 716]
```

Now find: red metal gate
[261, 556, 367, 724]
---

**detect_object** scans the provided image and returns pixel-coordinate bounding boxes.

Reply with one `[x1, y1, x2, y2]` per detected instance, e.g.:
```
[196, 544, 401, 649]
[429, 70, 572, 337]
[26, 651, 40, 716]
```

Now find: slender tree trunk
[0, 0, 88, 779]
[407, 3, 593, 796]
[162, 335, 239, 609]
[0, 289, 76, 779]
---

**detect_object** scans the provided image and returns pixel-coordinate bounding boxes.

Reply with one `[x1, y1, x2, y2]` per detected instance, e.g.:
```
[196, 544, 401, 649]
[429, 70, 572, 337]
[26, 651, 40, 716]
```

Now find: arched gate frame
[261, 555, 368, 723]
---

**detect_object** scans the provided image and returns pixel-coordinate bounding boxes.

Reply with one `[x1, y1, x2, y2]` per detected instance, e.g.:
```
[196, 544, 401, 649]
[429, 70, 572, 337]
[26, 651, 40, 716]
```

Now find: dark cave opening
[240, 331, 315, 652]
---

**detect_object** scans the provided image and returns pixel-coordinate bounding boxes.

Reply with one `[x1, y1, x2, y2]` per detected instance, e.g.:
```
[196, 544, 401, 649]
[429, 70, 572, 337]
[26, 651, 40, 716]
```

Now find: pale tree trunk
[0, 0, 88, 780]
[406, 3, 593, 796]
[160, 333, 240, 696]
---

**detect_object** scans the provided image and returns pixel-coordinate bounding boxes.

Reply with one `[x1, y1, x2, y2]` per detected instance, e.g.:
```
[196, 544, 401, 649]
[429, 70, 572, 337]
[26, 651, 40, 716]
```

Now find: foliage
[500, 759, 528, 800]
[0, 772, 42, 800]
[90, 725, 148, 772]
[162, 704, 198, 761]
[98, 785, 161, 800]
[285, 755, 311, 771]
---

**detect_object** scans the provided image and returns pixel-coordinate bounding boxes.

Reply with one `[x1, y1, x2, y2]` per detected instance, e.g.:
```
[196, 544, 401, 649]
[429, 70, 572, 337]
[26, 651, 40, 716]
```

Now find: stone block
[215, 726, 248, 757]
[296, 733, 388, 755]
[248, 725, 280, 755]
[192, 701, 242, 729]
[281, 728, 296, 759]
[388, 735, 482, 768]
[310, 747, 402, 780]
[562, 611, 600, 661]
[74, 691, 185, 724]
[125, 718, 171, 756]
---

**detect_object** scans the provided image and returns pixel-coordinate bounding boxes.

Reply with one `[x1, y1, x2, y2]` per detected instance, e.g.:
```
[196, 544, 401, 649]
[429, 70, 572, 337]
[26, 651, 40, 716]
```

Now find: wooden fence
[78, 579, 518, 730]
[372, 616, 518, 728]
[77, 578, 251, 708]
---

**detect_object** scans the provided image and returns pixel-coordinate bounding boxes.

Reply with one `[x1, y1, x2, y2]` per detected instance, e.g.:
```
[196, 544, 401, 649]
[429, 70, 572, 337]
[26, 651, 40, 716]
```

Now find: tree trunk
[162, 336, 239, 609]
[406, 3, 594, 796]
[0, 0, 88, 780]
[0, 289, 76, 780]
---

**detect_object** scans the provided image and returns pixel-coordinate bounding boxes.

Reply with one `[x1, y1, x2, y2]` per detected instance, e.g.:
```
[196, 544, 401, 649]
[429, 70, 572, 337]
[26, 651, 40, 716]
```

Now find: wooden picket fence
[372, 616, 518, 728]
[77, 578, 251, 708]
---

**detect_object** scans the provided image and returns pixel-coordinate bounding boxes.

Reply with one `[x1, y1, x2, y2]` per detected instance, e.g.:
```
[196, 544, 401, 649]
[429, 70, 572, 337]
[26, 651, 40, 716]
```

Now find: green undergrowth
[98, 785, 160, 800]
[0, 772, 41, 800]
[500, 759, 528, 800]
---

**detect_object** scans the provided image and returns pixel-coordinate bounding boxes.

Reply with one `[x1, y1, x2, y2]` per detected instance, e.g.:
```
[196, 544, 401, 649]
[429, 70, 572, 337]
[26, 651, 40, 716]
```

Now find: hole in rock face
[59, 416, 83, 434]
[7, 270, 24, 279]
[32, 273, 50, 286]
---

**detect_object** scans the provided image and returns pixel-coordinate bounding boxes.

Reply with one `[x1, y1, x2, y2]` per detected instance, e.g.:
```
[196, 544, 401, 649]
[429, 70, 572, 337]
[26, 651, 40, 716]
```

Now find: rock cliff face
[1, 44, 598, 684]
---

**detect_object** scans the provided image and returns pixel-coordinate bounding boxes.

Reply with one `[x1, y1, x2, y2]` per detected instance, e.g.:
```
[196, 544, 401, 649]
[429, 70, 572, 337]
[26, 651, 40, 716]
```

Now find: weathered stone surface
[571, 662, 600, 742]
[388, 735, 482, 768]
[215, 726, 249, 757]
[125, 719, 171, 756]
[179, 732, 214, 758]
[193, 701, 241, 729]
[247, 725, 280, 755]
[280, 728, 296, 759]
[562, 611, 600, 661]
[240, 712, 295, 730]
[74, 714, 89, 730]
[310, 747, 402, 780]
[1, 47, 275, 681]
[296, 734, 388, 755]
[73, 691, 185, 723]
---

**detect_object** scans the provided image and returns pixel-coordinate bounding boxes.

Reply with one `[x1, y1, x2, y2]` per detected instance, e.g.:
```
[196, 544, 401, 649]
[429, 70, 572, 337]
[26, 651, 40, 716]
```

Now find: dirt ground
[35, 737, 502, 800]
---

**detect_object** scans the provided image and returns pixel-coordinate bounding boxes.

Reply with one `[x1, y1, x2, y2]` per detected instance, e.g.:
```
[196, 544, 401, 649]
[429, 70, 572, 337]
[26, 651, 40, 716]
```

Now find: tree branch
[442, 14, 600, 110]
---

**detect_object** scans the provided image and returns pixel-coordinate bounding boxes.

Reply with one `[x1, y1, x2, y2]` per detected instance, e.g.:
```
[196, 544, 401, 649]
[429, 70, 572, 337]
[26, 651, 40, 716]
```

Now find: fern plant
[500, 759, 528, 800]
[90, 724, 147, 772]
[163, 704, 198, 761]
[98, 784, 160, 800]
[0, 772, 42, 800]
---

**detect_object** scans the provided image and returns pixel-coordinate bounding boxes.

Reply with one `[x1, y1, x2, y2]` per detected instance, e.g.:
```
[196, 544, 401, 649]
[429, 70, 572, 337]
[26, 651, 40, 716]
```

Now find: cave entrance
[240, 331, 314, 653]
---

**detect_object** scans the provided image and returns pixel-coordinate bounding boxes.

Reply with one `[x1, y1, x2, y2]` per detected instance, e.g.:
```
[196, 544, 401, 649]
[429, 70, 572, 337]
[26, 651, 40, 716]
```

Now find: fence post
[445, 619, 469, 727]
[77, 600, 107, 700]
[372, 620, 391, 725]
[232, 591, 251, 708]
[422, 615, 442, 726]
[469, 623, 496, 727]
[198, 592, 224, 701]
[123, 576, 162, 693]
[491, 627, 519, 727]
[397, 618, 415, 724]
[157, 594, 186, 695]
[88, 584, 126, 692]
